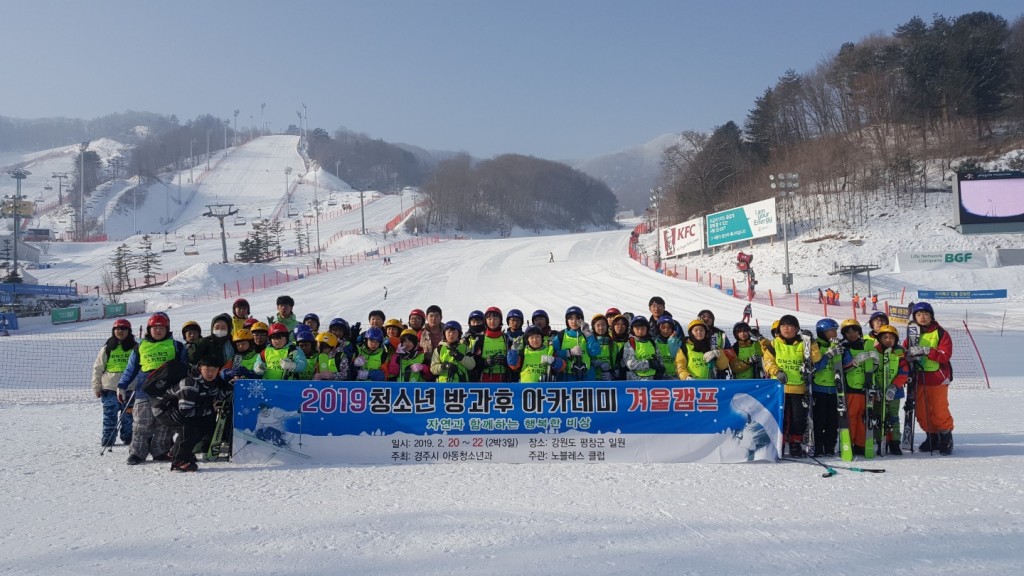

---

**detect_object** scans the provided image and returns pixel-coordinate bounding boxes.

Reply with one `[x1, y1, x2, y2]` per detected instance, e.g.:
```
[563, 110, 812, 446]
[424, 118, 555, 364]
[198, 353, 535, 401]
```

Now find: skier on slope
[871, 324, 910, 455]
[762, 315, 822, 458]
[255, 403, 300, 447]
[903, 302, 955, 455]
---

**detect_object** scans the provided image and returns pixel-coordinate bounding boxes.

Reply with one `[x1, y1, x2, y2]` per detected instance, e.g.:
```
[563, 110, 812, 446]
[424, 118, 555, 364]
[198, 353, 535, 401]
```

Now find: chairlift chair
[162, 241, 178, 253]
[184, 245, 200, 256]
[303, 209, 315, 218]
[234, 215, 247, 226]
[287, 207, 298, 217]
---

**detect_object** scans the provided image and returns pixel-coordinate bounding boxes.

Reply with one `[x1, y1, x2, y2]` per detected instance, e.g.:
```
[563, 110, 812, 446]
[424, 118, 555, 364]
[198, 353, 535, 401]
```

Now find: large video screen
[957, 172, 1024, 225]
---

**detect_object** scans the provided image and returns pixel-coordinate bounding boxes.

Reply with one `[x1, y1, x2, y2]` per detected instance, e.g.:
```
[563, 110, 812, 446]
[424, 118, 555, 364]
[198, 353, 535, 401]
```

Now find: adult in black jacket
[194, 313, 235, 369]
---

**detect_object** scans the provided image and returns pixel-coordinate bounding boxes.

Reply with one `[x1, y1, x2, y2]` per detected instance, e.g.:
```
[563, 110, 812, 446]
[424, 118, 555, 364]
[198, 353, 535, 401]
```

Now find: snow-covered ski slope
[4, 138, 1024, 576]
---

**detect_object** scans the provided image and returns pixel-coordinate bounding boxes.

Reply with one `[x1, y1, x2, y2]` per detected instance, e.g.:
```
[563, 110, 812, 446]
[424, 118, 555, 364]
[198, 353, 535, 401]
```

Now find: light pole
[649, 186, 663, 263]
[189, 138, 197, 183]
[206, 130, 211, 170]
[301, 102, 307, 139]
[769, 173, 800, 294]
[223, 119, 229, 150]
[284, 167, 292, 199]
[5, 168, 30, 282]
[260, 103, 266, 136]
[79, 141, 89, 241]
[359, 185, 367, 235]
[233, 110, 239, 147]
[311, 161, 322, 269]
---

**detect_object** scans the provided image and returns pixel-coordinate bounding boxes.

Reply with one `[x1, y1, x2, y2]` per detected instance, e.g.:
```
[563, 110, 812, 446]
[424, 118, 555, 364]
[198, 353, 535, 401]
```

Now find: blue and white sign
[0, 283, 76, 296]
[918, 289, 1007, 300]
[706, 198, 778, 247]
[231, 379, 784, 465]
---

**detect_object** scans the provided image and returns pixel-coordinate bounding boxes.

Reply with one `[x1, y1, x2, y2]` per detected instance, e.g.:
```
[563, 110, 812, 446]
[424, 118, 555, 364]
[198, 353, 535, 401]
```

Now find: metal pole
[782, 194, 791, 294]
[219, 216, 229, 264]
[80, 142, 88, 241]
[359, 189, 366, 235]
[206, 130, 211, 170]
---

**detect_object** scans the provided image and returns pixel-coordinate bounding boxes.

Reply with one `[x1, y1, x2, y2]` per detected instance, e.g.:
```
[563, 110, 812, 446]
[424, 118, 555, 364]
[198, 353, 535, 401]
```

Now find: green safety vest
[261, 345, 295, 380]
[874, 347, 905, 388]
[396, 350, 426, 382]
[813, 339, 840, 388]
[519, 345, 554, 383]
[684, 341, 713, 380]
[655, 337, 679, 378]
[139, 338, 177, 372]
[481, 335, 508, 376]
[773, 338, 806, 394]
[436, 343, 470, 382]
[558, 331, 591, 370]
[236, 350, 259, 372]
[918, 330, 941, 372]
[105, 346, 133, 374]
[844, 337, 877, 390]
[296, 351, 319, 380]
[733, 342, 759, 379]
[630, 338, 657, 378]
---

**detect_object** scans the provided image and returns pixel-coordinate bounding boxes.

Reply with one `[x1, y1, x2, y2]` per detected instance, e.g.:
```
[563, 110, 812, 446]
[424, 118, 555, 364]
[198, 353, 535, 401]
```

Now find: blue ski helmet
[815, 318, 839, 339]
[365, 327, 385, 342]
[303, 313, 320, 324]
[296, 330, 316, 344]
[630, 316, 650, 329]
[868, 311, 889, 327]
[531, 310, 549, 322]
[565, 306, 584, 321]
[911, 302, 934, 317]
[443, 320, 463, 334]
[329, 317, 349, 330]
[468, 310, 485, 322]
[506, 309, 524, 321]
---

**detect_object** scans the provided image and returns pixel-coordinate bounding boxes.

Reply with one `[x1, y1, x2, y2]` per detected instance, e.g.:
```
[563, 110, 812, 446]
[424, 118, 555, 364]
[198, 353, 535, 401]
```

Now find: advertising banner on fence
[232, 379, 783, 465]
[706, 198, 777, 247]
[0, 283, 76, 296]
[917, 289, 1007, 300]
[660, 218, 705, 258]
[894, 251, 989, 272]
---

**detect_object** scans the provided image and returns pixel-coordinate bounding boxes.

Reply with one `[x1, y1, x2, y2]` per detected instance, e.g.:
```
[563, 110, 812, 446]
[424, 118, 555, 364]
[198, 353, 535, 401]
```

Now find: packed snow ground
[3, 137, 1024, 575]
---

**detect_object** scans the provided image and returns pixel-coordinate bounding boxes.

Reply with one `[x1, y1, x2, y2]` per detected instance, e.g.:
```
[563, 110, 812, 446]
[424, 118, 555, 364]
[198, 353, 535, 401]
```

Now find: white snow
[2, 136, 1023, 575]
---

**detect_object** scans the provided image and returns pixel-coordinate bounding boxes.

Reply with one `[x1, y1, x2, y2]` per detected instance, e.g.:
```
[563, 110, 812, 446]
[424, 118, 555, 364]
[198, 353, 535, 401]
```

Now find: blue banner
[232, 379, 784, 465]
[0, 283, 76, 296]
[917, 289, 1007, 299]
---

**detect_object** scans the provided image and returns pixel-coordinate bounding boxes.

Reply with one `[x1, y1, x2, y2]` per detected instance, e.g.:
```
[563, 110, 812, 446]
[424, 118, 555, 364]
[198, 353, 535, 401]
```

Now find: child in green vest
[507, 325, 564, 383]
[388, 329, 431, 382]
[92, 319, 137, 448]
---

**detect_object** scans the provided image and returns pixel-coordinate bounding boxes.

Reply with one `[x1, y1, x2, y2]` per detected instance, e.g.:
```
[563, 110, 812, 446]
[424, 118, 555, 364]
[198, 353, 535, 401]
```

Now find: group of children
[91, 295, 955, 470]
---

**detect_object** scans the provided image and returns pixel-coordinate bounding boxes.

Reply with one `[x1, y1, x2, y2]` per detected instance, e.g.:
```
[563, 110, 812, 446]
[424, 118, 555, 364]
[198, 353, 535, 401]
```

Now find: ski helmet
[443, 320, 463, 334]
[409, 309, 426, 321]
[316, 332, 339, 348]
[250, 321, 270, 333]
[112, 318, 132, 330]
[293, 325, 312, 339]
[687, 319, 706, 334]
[365, 327, 385, 343]
[384, 318, 405, 331]
[243, 317, 258, 329]
[506, 309, 524, 321]
[147, 313, 170, 329]
[269, 323, 289, 337]
[605, 307, 621, 318]
[485, 306, 503, 319]
[815, 318, 839, 339]
[531, 310, 549, 322]
[840, 319, 863, 337]
[303, 313, 320, 324]
[733, 322, 751, 339]
[911, 302, 934, 317]
[770, 320, 781, 338]
[631, 316, 650, 329]
[296, 329, 316, 344]
[328, 317, 349, 332]
[232, 329, 254, 342]
[181, 320, 201, 335]
[400, 328, 419, 346]
[876, 325, 899, 339]
[524, 325, 542, 338]
[657, 315, 675, 327]
[591, 313, 609, 327]
[468, 310, 485, 322]
[869, 311, 889, 327]
[232, 298, 250, 312]
[565, 306, 584, 321]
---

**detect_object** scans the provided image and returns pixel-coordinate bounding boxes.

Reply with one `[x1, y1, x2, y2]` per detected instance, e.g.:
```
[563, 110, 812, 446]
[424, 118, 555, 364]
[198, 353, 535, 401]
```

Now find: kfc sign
[660, 218, 705, 258]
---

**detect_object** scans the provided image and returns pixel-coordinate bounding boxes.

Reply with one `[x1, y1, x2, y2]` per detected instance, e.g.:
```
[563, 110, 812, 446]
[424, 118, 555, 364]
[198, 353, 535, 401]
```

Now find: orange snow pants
[847, 393, 867, 448]
[916, 384, 954, 432]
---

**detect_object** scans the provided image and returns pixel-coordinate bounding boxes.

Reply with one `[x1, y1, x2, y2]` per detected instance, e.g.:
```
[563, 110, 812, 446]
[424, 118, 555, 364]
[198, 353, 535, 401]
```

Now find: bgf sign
[945, 252, 973, 263]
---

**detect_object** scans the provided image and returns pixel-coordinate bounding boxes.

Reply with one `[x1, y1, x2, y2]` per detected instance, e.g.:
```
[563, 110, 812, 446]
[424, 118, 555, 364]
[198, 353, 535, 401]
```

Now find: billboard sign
[894, 251, 989, 272]
[706, 198, 777, 247]
[660, 217, 704, 258]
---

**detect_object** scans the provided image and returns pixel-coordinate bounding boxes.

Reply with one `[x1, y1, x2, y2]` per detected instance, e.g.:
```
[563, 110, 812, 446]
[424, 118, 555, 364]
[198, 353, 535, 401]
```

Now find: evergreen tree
[137, 234, 161, 285]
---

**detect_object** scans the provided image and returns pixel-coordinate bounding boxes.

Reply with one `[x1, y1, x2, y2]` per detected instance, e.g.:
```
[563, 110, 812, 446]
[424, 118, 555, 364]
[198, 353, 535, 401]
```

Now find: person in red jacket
[904, 302, 955, 454]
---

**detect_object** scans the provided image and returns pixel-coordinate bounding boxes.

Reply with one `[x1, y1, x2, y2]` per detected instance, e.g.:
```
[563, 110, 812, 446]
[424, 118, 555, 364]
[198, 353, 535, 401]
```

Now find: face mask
[213, 328, 229, 338]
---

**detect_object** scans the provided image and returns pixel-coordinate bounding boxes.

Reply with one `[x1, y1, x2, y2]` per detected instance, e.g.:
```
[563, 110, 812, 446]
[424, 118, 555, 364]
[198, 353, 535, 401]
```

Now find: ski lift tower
[828, 262, 881, 307]
[4, 168, 31, 283]
[203, 203, 239, 263]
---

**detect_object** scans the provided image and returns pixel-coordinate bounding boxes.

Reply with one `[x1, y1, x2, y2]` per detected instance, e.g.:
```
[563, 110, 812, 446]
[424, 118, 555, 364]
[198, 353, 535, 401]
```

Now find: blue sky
[1, 1, 1021, 160]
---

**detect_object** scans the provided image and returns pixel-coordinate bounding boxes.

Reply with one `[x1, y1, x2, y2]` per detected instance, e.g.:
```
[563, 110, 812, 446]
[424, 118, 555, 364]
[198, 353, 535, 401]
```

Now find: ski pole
[101, 389, 135, 456]
[780, 456, 837, 477]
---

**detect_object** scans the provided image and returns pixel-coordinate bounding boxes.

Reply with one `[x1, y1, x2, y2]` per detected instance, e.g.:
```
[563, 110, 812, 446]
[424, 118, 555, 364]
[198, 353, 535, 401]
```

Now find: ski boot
[938, 431, 954, 455]
[919, 433, 939, 452]
[886, 441, 903, 455]
[788, 442, 805, 458]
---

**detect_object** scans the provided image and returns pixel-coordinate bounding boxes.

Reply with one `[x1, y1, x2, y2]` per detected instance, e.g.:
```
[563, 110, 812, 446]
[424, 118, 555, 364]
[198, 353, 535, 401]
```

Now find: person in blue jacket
[551, 306, 601, 381]
[117, 312, 188, 465]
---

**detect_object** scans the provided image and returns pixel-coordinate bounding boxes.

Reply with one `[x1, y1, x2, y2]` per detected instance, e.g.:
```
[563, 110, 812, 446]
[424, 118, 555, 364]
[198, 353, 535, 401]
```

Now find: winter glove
[512, 336, 524, 352]
[749, 329, 763, 342]
[356, 369, 369, 380]
[596, 361, 611, 372]
[540, 355, 556, 365]
[570, 345, 583, 357]
[776, 371, 788, 385]
[824, 346, 841, 359]
[411, 363, 425, 372]
[353, 355, 367, 367]
[450, 348, 464, 362]
[885, 385, 898, 402]
[507, 350, 520, 367]
[908, 346, 930, 357]
[280, 359, 297, 371]
[440, 362, 456, 372]
[581, 323, 593, 338]
[746, 355, 762, 365]
[703, 350, 721, 362]
[851, 353, 867, 367]
[800, 329, 814, 339]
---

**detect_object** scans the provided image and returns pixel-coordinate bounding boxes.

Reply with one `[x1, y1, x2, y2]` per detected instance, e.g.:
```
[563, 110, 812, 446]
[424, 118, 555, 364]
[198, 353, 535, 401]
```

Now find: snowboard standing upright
[902, 322, 920, 453]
